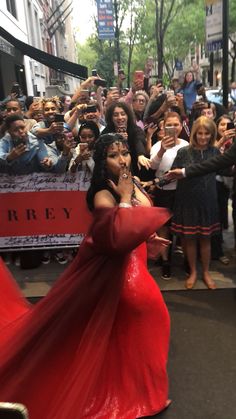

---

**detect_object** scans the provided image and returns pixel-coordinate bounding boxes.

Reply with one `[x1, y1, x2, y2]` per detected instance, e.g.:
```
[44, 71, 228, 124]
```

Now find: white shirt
[150, 138, 189, 190]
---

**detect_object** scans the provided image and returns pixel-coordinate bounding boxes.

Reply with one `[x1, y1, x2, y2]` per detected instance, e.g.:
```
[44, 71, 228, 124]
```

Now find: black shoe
[161, 262, 171, 280]
[54, 252, 68, 265]
[41, 252, 51, 265]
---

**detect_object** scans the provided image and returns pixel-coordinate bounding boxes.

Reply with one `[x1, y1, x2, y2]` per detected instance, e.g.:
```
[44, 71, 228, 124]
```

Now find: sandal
[185, 276, 197, 290]
[203, 276, 217, 290]
[218, 256, 230, 265]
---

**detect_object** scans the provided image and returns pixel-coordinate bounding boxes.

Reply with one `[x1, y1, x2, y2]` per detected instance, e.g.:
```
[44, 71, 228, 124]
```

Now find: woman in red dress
[0, 133, 171, 418]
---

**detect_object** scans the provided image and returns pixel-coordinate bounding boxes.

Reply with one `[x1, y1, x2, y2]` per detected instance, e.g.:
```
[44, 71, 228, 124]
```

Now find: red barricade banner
[0, 173, 93, 249]
[0, 191, 92, 236]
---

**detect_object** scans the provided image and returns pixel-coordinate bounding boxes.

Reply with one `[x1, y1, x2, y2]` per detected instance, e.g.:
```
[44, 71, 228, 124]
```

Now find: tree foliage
[75, 0, 236, 85]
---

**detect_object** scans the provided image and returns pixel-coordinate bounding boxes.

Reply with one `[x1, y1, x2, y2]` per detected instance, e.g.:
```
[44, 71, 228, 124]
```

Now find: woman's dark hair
[25, 96, 34, 110]
[215, 114, 233, 140]
[182, 71, 195, 89]
[5, 114, 24, 130]
[104, 101, 139, 162]
[78, 120, 100, 141]
[216, 114, 232, 127]
[105, 101, 136, 131]
[86, 133, 129, 211]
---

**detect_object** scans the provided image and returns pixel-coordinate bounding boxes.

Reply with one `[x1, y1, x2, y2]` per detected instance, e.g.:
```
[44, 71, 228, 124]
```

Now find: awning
[0, 26, 88, 80]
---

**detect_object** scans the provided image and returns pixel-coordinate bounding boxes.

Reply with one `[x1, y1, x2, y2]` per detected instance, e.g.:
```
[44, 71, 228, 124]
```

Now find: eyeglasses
[134, 98, 145, 104]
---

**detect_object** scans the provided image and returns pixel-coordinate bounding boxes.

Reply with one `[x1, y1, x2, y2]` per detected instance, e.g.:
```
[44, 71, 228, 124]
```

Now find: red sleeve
[91, 206, 171, 255]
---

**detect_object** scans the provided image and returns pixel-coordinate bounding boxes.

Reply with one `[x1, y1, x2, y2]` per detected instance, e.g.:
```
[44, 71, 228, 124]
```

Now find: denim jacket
[0, 132, 51, 174]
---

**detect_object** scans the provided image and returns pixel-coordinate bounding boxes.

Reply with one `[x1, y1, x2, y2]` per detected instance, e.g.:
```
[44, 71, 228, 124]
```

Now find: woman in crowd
[150, 112, 189, 280]
[171, 116, 221, 289]
[31, 97, 64, 144]
[181, 71, 201, 114]
[69, 121, 100, 185]
[131, 90, 149, 129]
[210, 115, 235, 264]
[0, 133, 171, 418]
[102, 101, 151, 178]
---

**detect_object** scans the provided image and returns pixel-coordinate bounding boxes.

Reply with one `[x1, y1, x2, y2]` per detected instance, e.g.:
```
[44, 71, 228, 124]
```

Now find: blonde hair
[42, 96, 61, 110]
[190, 116, 217, 147]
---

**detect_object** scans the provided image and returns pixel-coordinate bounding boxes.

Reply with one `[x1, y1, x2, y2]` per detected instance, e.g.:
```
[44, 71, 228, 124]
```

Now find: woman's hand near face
[108, 166, 133, 204]
[223, 129, 235, 141]
[217, 129, 235, 149]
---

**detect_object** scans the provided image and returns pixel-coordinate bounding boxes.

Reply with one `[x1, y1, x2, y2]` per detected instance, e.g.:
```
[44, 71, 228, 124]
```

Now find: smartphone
[11, 84, 21, 97]
[134, 70, 144, 86]
[92, 69, 97, 76]
[166, 90, 175, 97]
[165, 126, 176, 138]
[94, 78, 107, 87]
[14, 138, 25, 147]
[55, 114, 65, 123]
[226, 122, 235, 130]
[83, 104, 97, 114]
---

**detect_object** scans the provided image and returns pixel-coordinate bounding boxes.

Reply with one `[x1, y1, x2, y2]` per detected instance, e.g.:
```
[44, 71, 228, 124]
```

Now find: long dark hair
[182, 71, 195, 89]
[104, 101, 140, 165]
[216, 114, 233, 140]
[86, 133, 130, 211]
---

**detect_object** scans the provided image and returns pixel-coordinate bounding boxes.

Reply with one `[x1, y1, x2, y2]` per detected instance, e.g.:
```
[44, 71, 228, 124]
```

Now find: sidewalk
[7, 220, 236, 298]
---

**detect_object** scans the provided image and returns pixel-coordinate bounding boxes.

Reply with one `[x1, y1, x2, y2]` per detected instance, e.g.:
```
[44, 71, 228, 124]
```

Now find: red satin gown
[0, 206, 170, 419]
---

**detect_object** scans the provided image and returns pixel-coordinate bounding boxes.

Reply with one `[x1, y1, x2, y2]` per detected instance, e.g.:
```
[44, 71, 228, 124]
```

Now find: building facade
[0, 0, 80, 100]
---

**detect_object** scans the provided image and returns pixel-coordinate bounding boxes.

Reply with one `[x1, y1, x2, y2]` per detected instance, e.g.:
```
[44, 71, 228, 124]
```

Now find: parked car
[205, 88, 232, 106]
[205, 88, 223, 105]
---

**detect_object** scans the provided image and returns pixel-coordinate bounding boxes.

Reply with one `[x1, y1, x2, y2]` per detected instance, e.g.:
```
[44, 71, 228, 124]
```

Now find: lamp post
[222, 0, 229, 109]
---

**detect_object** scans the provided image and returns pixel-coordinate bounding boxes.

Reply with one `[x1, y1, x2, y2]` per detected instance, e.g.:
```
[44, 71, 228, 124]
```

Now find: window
[6, 0, 17, 19]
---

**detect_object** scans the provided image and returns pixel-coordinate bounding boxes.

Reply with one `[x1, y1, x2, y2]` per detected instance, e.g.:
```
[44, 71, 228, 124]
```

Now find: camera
[92, 69, 97, 76]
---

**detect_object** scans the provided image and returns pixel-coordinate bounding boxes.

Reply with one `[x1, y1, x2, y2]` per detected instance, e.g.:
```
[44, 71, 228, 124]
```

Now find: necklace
[131, 179, 141, 207]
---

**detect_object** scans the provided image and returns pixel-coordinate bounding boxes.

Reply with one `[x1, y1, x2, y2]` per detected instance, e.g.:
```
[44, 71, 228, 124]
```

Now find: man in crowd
[0, 114, 54, 174]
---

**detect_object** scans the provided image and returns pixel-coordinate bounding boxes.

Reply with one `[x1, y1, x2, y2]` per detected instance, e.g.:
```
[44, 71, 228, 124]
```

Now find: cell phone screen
[55, 114, 65, 123]
[226, 122, 235, 130]
[165, 126, 175, 138]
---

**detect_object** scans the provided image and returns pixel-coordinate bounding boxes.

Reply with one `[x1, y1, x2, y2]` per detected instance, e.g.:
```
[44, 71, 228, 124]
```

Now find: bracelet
[119, 202, 132, 208]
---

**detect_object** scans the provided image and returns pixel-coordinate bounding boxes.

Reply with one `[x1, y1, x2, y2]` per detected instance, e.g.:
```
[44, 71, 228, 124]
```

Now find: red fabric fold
[0, 206, 170, 419]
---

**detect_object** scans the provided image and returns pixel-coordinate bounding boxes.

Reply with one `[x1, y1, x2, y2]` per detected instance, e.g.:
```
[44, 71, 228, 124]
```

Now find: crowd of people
[0, 67, 236, 419]
[0, 70, 236, 288]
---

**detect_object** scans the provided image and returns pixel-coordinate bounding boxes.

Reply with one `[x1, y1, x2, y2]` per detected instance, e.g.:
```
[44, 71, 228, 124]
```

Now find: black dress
[171, 145, 221, 237]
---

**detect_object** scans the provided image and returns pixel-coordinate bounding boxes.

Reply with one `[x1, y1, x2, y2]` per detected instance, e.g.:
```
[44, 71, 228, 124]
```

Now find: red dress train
[0, 206, 170, 419]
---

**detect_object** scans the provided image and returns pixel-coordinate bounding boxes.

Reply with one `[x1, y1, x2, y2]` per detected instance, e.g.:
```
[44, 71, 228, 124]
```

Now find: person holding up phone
[2, 99, 36, 135]
[69, 121, 100, 187]
[150, 112, 189, 280]
[0, 114, 54, 174]
[31, 98, 65, 144]
[210, 115, 236, 264]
